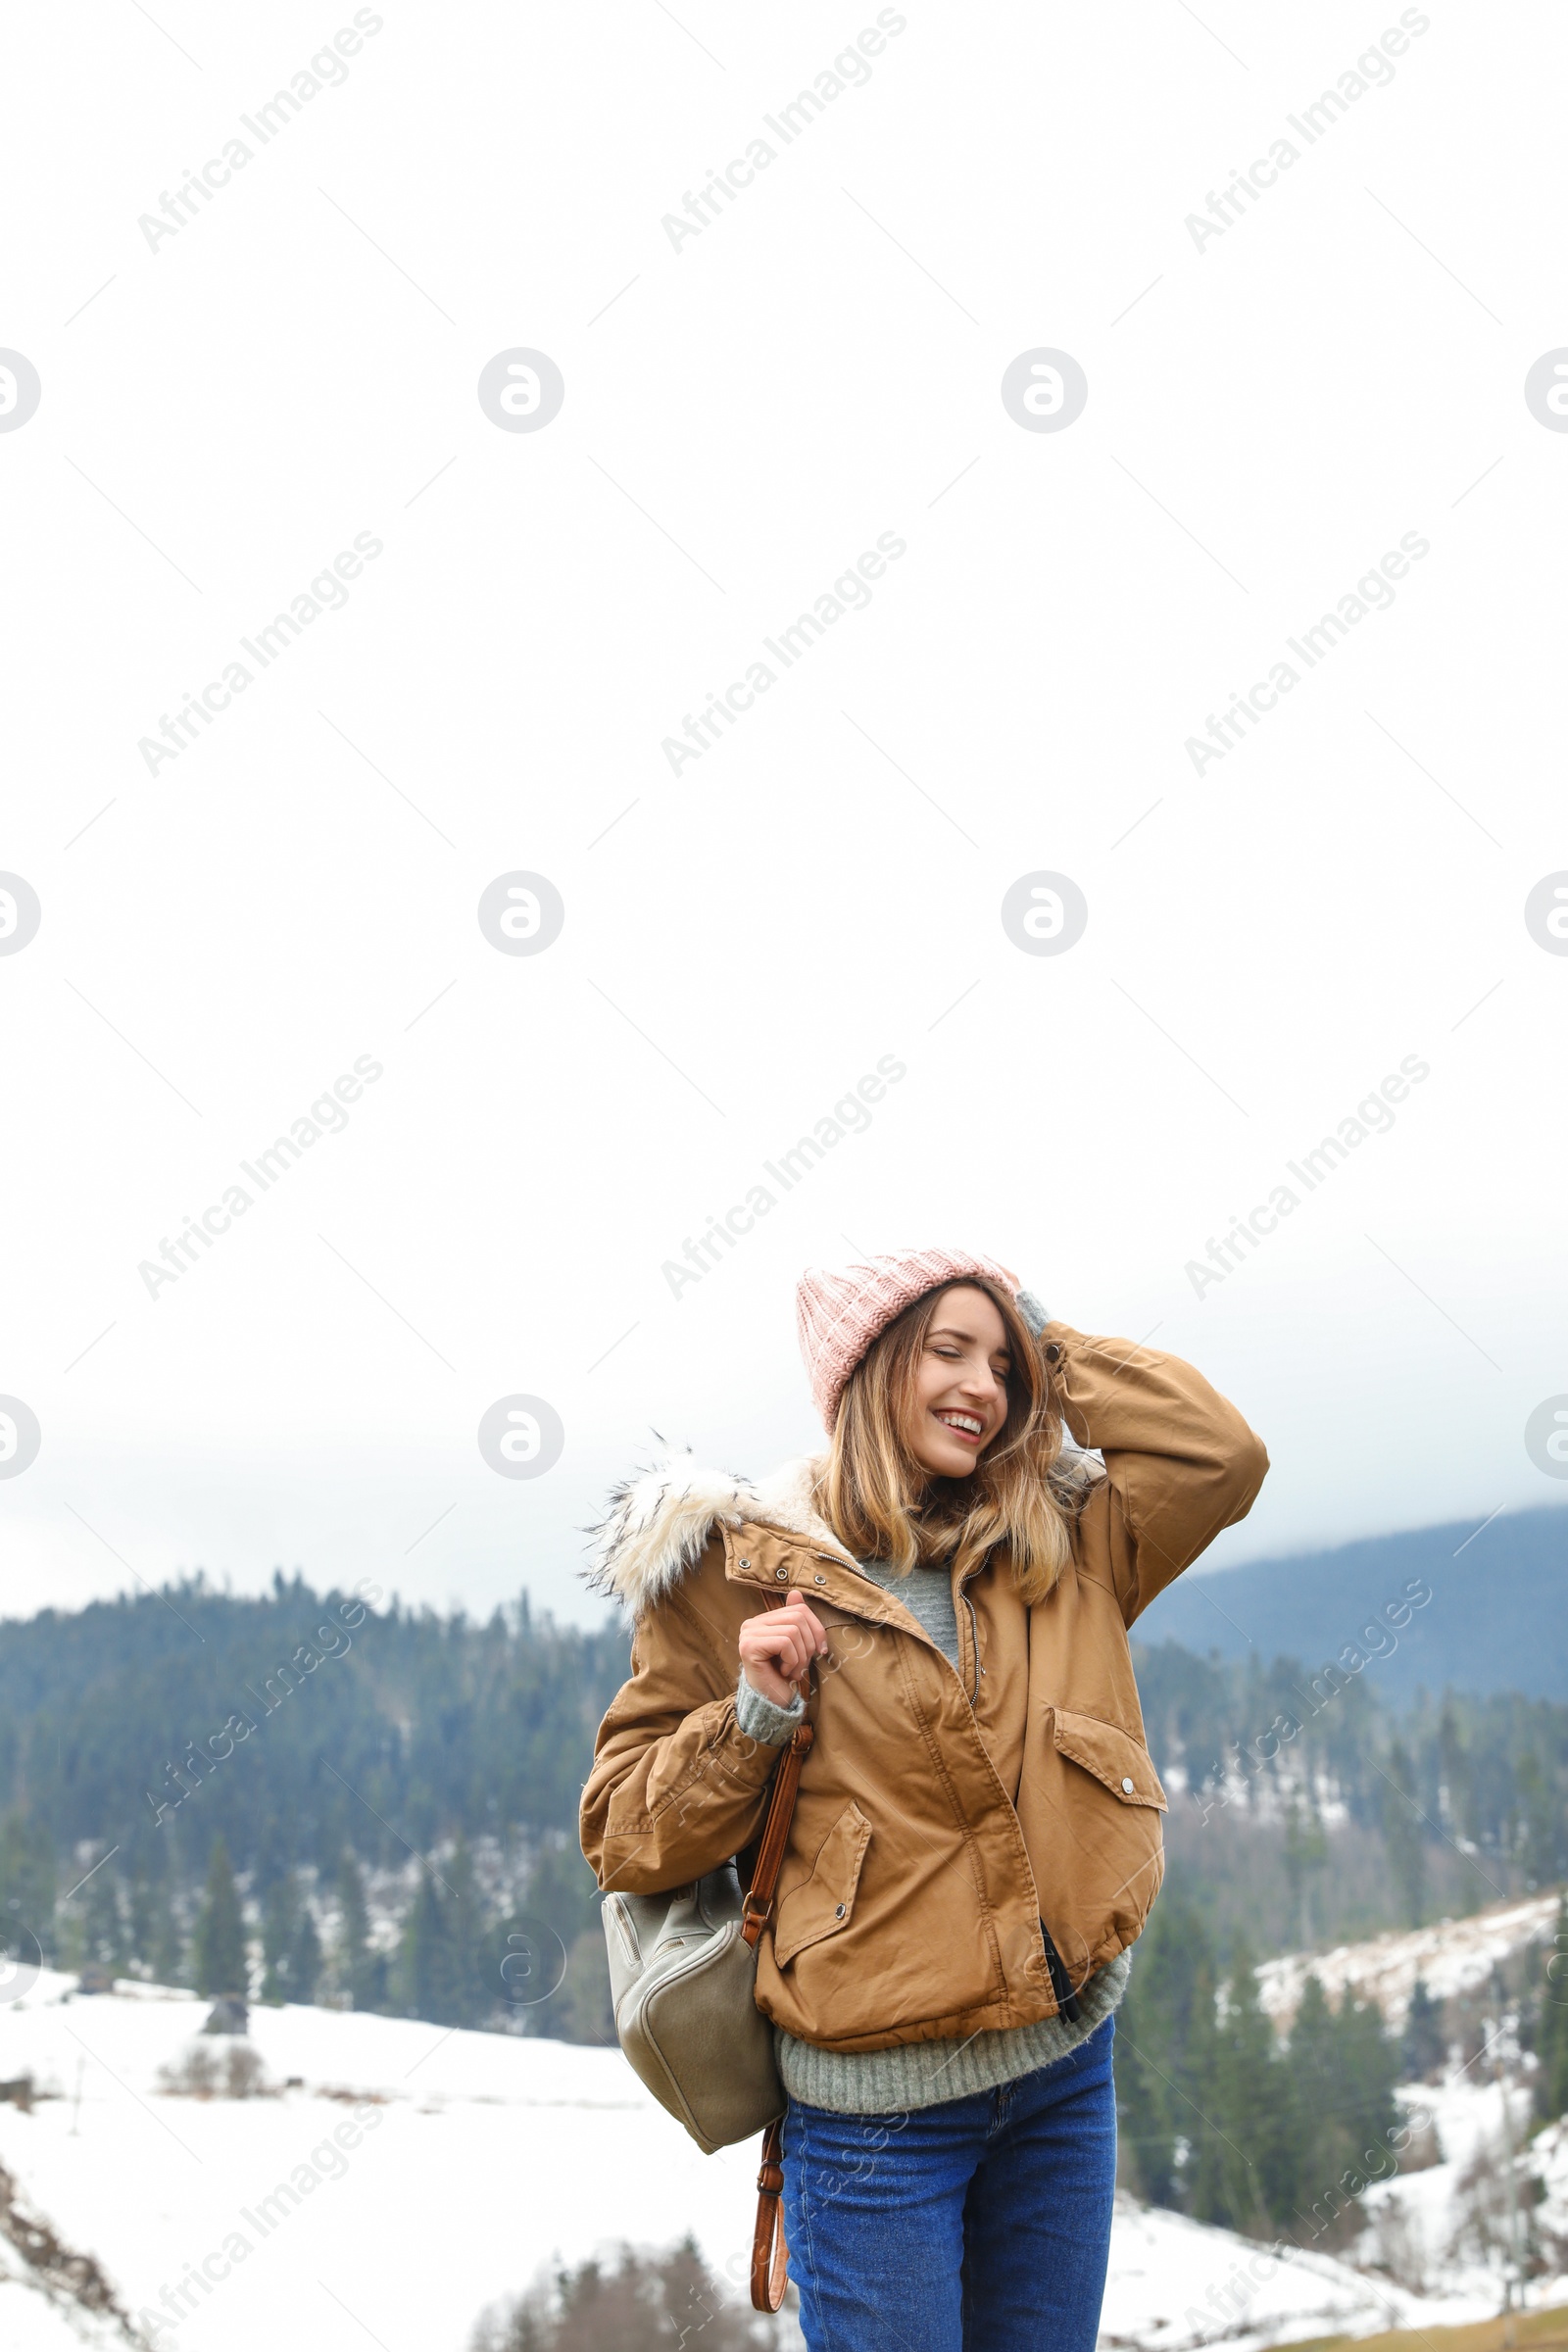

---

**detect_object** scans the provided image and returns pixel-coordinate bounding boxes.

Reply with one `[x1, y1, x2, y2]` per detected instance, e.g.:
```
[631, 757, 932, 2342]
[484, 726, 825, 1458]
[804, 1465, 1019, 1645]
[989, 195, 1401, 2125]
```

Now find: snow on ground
[1101, 2192, 1493, 2352]
[0, 2177, 147, 2351]
[0, 1973, 775, 2349]
[0, 2270, 129, 2352]
[1353, 2074, 1568, 2316]
[1257, 1894, 1561, 2032]
[1106, 2050, 1568, 2352]
[0, 1960, 1561, 2351]
[1250, 1897, 1568, 2328]
[1536, 2118, 1568, 2265]
[0, 2232, 139, 2352]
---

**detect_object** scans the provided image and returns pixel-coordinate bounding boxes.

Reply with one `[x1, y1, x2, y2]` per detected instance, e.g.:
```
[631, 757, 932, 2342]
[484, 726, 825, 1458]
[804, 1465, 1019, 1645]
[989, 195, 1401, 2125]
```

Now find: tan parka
[580, 1322, 1267, 2056]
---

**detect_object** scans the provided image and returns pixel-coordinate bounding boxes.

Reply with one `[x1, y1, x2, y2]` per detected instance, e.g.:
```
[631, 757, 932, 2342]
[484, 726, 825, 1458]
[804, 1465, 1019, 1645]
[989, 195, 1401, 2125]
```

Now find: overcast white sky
[2, 2, 1565, 1632]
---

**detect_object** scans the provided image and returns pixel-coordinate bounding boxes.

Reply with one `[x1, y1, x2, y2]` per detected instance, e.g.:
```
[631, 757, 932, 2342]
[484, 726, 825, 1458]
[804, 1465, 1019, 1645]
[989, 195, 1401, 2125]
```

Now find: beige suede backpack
[600, 1722, 812, 2311]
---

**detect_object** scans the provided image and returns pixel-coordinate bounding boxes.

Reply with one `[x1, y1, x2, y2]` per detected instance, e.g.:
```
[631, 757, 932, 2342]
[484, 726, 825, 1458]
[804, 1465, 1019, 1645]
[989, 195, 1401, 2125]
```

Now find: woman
[581, 1248, 1268, 2351]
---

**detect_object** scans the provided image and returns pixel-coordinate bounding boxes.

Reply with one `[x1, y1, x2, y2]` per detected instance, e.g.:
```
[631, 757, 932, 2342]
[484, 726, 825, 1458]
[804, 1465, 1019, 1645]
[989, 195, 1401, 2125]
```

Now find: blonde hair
[814, 1280, 1098, 1605]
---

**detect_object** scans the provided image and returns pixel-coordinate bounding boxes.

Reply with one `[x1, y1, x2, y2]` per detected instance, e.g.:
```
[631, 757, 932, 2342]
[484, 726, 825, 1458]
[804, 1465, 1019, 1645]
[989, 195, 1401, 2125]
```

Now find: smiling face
[895, 1283, 1012, 1481]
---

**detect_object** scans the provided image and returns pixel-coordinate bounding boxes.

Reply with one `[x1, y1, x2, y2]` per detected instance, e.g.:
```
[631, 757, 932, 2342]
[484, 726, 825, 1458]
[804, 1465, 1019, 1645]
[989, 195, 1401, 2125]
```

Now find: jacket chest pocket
[772, 1802, 872, 1969]
[1051, 1707, 1167, 1809]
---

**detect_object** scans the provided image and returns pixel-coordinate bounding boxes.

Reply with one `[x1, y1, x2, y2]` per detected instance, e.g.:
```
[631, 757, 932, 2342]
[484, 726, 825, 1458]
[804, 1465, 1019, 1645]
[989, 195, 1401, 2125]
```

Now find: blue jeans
[781, 2016, 1116, 2352]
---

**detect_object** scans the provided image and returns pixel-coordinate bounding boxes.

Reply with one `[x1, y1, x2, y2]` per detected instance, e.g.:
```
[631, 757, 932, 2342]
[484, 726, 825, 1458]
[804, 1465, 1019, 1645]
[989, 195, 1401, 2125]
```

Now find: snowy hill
[1257, 1894, 1564, 2030]
[0, 1926, 1561, 2351]
[1254, 1896, 1568, 2323]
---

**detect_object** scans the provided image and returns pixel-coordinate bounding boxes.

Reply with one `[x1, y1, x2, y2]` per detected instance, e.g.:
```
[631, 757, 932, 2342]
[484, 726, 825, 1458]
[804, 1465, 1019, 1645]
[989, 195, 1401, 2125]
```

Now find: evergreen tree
[0, 1809, 56, 1966]
[287, 1898, 320, 2005]
[1401, 1978, 1446, 2081]
[1437, 1697, 1473, 1841]
[126, 1850, 161, 1980]
[401, 1866, 464, 2025]
[79, 1857, 127, 1975]
[1335, 1987, 1400, 2153]
[152, 1880, 188, 1987]
[446, 1837, 486, 2026]
[399, 1840, 490, 2029]
[1536, 1897, 1568, 2124]
[1285, 1975, 1401, 2244]
[335, 1850, 383, 2010]
[191, 1838, 248, 1996]
[142, 1819, 188, 1986]
[257, 1871, 323, 2005]
[523, 1842, 599, 1956]
[1283, 1798, 1328, 1948]
[1115, 1893, 1214, 2209]
[1190, 1933, 1297, 2235]
[1515, 1752, 1564, 1889]
[546, 1931, 614, 2048]
[54, 1895, 85, 1977]
[260, 1875, 299, 2004]
[1114, 2001, 1177, 2207]
[1381, 1741, 1426, 1927]
[1285, 1971, 1343, 2223]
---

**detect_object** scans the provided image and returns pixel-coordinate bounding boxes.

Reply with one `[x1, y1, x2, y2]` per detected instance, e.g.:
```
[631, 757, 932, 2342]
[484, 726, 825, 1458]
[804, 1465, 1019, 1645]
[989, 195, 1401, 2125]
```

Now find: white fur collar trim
[585, 1446, 855, 1615]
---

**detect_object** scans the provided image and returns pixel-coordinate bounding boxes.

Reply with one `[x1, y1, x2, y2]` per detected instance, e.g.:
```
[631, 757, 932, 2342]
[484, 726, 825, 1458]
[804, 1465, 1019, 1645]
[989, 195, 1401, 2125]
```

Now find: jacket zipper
[811, 1551, 1073, 2011]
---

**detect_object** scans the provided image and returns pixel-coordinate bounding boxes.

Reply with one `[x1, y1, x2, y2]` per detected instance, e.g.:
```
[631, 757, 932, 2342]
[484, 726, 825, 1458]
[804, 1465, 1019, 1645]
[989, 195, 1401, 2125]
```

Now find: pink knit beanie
[796, 1249, 1021, 1433]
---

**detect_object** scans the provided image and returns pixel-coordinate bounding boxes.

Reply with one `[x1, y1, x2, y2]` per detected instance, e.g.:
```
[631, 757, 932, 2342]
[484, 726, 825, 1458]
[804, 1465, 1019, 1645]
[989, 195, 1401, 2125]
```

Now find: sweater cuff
[1015, 1289, 1051, 1339]
[736, 1671, 806, 1747]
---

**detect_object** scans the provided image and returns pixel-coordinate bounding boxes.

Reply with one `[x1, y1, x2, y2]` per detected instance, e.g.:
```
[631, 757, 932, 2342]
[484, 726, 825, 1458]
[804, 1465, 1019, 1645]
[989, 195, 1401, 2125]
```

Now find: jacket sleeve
[1043, 1321, 1268, 1625]
[580, 1580, 784, 1897]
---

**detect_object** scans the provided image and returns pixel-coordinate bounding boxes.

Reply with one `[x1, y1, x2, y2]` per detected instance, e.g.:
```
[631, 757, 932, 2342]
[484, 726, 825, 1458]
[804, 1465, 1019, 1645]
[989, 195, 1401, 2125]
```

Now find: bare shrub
[1448, 2132, 1513, 2264]
[158, 2043, 219, 2098]
[1397, 2112, 1445, 2174]
[221, 2042, 268, 2097]
[1369, 2191, 1430, 2293]
[0, 2156, 139, 2328]
[472, 2237, 788, 2350]
[1446, 2131, 1543, 2277]
[157, 2040, 272, 2099]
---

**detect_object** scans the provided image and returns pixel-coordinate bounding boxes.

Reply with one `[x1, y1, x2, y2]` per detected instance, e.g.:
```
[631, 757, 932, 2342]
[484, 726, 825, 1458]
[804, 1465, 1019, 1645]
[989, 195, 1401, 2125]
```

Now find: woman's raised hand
[737, 1592, 830, 1708]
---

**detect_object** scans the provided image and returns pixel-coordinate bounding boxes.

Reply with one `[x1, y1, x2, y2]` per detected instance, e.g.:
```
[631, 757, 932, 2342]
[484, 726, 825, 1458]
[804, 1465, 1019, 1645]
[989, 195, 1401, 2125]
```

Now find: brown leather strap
[742, 1666, 814, 2311]
[741, 1721, 813, 1947]
[743, 1721, 811, 2311]
[752, 2116, 789, 2311]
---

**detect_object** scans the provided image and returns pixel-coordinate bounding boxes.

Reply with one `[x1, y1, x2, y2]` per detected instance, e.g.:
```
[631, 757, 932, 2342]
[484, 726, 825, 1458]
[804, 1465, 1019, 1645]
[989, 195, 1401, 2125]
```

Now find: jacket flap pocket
[773, 1802, 872, 1968]
[1052, 1708, 1167, 1810]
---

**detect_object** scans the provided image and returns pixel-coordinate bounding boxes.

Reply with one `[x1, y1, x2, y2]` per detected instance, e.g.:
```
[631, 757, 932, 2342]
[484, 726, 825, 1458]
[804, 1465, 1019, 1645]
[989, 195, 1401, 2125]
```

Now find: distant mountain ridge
[1139, 1501, 1568, 1699]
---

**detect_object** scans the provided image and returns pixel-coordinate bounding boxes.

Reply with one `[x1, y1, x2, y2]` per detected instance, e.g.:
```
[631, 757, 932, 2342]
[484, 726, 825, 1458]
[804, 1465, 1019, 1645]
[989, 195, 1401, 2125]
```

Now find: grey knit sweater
[736, 1558, 1130, 2114]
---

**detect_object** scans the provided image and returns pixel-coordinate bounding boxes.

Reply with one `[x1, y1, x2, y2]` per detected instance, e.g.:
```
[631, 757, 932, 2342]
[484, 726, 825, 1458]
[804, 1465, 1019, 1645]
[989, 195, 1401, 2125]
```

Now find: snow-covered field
[0, 1976, 770, 2349]
[0, 1895, 1564, 2352]
[1102, 2193, 1480, 2352]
